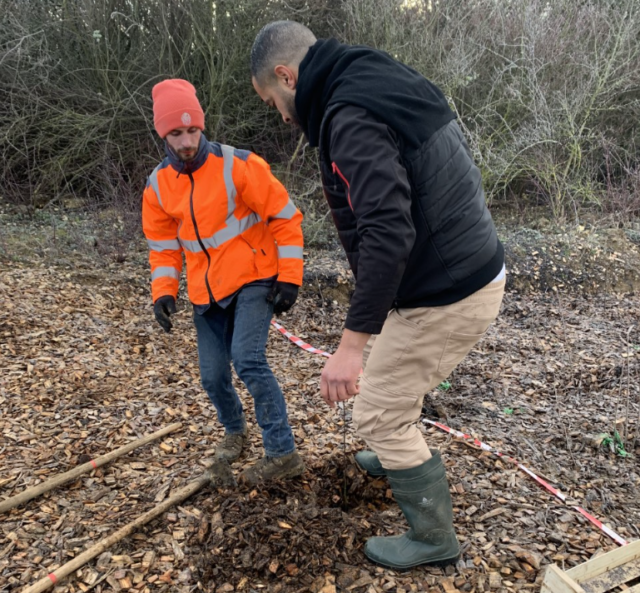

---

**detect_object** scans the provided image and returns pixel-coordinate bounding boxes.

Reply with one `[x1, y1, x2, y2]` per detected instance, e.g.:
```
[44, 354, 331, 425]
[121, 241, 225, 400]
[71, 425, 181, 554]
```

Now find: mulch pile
[1, 251, 639, 593]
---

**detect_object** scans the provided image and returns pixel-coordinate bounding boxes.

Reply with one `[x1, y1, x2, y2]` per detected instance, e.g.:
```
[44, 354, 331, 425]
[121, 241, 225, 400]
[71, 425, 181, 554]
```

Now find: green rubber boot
[355, 450, 386, 476]
[355, 449, 439, 477]
[364, 451, 460, 570]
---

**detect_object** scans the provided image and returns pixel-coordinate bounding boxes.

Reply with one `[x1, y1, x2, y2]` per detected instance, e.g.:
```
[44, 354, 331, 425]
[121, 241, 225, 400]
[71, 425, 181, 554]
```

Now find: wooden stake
[21, 474, 209, 593]
[0, 422, 182, 514]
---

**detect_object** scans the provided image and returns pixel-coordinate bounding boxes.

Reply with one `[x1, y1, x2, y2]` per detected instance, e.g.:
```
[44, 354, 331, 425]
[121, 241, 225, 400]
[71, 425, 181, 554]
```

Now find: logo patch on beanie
[181, 112, 192, 126]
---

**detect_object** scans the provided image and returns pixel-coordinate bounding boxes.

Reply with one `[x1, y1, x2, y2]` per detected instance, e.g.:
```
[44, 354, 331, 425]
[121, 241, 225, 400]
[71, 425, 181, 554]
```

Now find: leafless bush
[0, 0, 638, 236]
[338, 0, 640, 221]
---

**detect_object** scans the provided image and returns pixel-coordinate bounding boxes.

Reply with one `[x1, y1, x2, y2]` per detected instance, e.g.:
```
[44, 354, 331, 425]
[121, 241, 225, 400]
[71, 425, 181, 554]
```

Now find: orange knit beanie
[152, 79, 205, 138]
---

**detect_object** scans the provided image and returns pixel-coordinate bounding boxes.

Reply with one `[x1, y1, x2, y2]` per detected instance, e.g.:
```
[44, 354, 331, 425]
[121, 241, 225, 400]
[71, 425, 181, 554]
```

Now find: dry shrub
[0, 0, 638, 238]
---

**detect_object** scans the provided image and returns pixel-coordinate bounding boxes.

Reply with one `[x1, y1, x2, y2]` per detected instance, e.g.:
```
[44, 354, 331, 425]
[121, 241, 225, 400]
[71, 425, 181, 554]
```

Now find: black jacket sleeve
[327, 105, 416, 334]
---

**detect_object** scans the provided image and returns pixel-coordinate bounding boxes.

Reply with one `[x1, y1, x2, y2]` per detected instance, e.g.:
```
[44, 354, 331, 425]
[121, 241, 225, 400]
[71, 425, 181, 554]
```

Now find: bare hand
[320, 344, 363, 408]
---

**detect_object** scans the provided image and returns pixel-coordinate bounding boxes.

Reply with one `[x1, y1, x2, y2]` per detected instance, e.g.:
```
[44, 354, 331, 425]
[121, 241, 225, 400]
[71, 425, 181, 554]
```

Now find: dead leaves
[0, 254, 639, 592]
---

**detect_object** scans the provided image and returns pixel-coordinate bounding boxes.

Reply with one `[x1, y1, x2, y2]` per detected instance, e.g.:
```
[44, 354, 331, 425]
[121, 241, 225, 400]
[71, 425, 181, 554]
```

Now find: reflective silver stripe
[220, 144, 237, 218]
[151, 266, 180, 281]
[148, 166, 163, 209]
[147, 238, 181, 251]
[277, 245, 304, 260]
[179, 213, 263, 253]
[270, 199, 297, 221]
[179, 237, 203, 253]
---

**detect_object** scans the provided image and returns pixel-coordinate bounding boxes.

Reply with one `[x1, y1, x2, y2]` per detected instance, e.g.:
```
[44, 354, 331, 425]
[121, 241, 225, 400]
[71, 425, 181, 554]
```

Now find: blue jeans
[193, 284, 295, 458]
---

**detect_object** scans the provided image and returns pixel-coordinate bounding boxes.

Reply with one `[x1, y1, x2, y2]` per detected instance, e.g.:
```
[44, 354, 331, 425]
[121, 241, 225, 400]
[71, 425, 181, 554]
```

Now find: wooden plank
[567, 540, 640, 583]
[541, 564, 586, 593]
[580, 557, 640, 593]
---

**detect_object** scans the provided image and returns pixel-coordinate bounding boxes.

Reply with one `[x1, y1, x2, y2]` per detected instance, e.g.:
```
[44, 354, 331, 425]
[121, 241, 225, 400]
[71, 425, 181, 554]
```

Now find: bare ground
[1, 227, 640, 593]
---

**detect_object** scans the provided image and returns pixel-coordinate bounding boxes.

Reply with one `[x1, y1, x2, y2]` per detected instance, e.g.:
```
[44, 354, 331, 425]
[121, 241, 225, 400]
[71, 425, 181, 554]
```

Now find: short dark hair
[251, 21, 316, 84]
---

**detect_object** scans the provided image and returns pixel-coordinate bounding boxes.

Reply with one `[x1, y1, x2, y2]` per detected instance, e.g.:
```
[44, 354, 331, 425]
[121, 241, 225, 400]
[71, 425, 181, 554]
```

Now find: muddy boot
[355, 450, 386, 476]
[239, 451, 305, 485]
[205, 460, 237, 488]
[214, 422, 248, 462]
[364, 451, 460, 570]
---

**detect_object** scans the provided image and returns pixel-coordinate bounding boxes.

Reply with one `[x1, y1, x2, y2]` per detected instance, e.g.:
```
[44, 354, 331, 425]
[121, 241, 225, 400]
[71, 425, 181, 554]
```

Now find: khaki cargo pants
[352, 278, 505, 470]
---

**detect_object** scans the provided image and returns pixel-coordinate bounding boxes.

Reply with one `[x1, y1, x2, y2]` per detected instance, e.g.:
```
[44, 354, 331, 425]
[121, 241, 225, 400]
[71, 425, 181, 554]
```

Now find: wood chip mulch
[1, 253, 639, 593]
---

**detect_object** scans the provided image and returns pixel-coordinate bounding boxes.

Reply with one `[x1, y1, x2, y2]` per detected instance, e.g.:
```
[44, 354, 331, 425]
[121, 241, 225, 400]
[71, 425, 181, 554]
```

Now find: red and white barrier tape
[423, 419, 628, 546]
[271, 319, 629, 547]
[270, 320, 332, 358]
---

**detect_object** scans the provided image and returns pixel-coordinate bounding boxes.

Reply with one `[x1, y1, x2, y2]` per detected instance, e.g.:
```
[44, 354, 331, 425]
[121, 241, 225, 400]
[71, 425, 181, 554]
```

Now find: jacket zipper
[188, 172, 215, 302]
[332, 162, 354, 211]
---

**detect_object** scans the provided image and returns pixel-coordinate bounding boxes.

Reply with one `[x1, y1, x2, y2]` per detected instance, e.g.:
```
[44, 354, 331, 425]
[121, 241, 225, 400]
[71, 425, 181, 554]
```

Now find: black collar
[165, 133, 209, 175]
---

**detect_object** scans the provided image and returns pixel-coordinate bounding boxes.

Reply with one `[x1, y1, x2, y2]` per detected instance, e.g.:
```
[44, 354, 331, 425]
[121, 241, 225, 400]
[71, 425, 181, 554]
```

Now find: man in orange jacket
[142, 79, 305, 484]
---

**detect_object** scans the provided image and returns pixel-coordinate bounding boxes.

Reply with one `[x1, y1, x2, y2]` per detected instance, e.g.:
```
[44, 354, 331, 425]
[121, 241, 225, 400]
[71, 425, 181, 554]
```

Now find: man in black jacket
[251, 21, 505, 569]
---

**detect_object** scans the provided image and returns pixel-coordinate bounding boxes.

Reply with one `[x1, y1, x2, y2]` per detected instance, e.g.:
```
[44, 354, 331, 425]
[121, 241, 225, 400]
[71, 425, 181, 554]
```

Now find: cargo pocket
[364, 311, 421, 389]
[360, 310, 428, 408]
[437, 330, 486, 378]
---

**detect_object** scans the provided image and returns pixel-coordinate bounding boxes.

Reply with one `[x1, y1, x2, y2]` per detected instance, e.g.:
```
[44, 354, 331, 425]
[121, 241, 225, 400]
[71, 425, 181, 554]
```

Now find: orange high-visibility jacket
[142, 137, 303, 305]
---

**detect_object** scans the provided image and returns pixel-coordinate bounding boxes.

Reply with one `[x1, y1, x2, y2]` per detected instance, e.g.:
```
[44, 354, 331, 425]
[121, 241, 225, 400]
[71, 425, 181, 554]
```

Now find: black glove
[267, 281, 299, 315]
[154, 295, 176, 333]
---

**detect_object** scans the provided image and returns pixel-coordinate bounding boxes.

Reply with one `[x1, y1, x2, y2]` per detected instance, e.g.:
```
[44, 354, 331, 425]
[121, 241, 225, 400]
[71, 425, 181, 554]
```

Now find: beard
[283, 92, 300, 128]
[176, 147, 197, 162]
